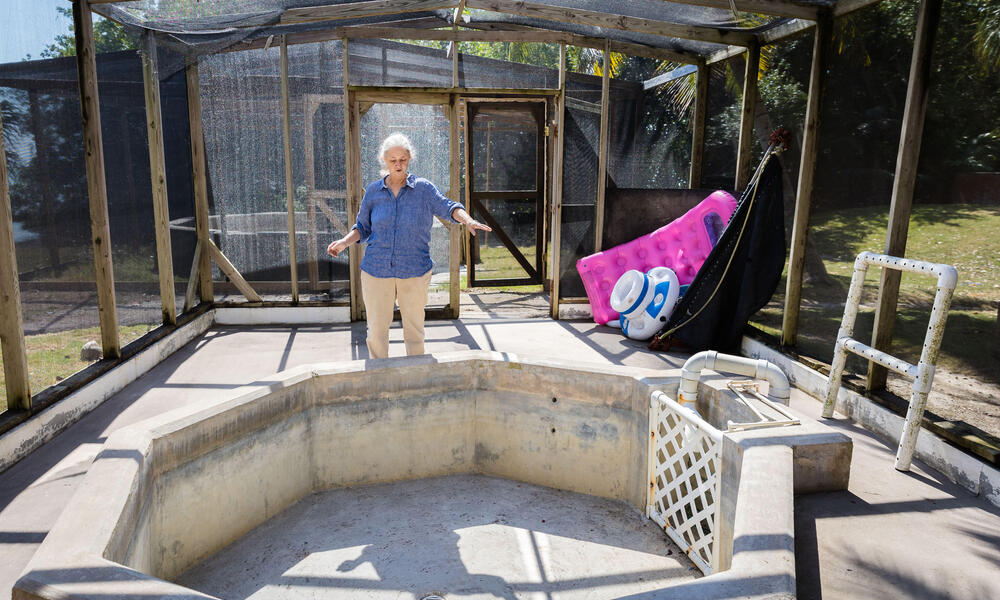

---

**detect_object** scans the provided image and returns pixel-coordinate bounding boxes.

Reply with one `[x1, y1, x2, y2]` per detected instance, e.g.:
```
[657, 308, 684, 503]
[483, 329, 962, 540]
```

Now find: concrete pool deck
[1, 296, 999, 599]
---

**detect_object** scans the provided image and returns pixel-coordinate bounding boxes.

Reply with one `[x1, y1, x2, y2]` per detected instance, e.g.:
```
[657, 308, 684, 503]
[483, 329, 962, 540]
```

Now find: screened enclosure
[1, 0, 998, 463]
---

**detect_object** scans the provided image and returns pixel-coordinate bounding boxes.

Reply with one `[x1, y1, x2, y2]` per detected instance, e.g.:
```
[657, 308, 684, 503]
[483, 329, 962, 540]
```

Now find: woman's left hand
[465, 219, 492, 236]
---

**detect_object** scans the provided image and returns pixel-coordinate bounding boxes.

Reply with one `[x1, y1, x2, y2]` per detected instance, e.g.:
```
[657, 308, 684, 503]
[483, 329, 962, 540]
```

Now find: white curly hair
[378, 133, 416, 176]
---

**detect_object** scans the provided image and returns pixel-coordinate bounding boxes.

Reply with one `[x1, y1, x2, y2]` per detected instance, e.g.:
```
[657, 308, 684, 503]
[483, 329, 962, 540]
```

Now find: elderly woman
[327, 133, 490, 359]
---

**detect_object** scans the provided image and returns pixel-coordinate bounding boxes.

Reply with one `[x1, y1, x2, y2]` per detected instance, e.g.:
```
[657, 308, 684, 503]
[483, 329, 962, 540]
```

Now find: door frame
[463, 98, 547, 288]
[345, 86, 557, 320]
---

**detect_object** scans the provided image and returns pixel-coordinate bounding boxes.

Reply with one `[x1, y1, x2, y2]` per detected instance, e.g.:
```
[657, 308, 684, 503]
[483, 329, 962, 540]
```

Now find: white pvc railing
[647, 390, 723, 575]
[822, 251, 957, 471]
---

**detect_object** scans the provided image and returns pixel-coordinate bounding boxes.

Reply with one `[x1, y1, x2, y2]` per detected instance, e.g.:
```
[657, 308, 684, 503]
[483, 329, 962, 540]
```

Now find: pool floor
[176, 474, 699, 600]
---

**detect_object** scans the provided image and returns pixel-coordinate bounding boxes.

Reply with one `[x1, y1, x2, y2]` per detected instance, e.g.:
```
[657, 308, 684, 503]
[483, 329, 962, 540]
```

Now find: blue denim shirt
[352, 174, 463, 278]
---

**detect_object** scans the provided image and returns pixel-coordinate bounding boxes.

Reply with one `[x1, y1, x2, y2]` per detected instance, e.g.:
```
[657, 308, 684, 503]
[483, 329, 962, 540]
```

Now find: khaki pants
[361, 270, 432, 359]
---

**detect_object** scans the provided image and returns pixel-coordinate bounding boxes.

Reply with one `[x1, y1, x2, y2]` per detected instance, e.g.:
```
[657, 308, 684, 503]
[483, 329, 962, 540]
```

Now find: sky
[0, 0, 75, 64]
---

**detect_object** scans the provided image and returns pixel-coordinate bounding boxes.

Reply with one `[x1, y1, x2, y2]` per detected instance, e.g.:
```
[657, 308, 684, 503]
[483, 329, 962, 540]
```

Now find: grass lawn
[0, 324, 153, 412]
[750, 203, 1000, 384]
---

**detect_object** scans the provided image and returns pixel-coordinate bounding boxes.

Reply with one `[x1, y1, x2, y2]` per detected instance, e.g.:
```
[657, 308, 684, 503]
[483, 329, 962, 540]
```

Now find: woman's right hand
[327, 238, 349, 258]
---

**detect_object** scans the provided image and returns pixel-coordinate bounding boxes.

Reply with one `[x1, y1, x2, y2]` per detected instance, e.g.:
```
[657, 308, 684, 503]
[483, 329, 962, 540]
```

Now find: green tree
[38, 6, 136, 58]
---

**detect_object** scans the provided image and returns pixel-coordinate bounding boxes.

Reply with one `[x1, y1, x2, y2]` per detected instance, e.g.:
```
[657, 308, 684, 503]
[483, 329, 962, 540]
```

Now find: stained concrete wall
[99, 355, 676, 582]
[15, 352, 849, 600]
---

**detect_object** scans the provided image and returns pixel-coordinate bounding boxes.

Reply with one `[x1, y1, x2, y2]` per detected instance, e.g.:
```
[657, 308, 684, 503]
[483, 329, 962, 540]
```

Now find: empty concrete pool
[14, 351, 851, 600]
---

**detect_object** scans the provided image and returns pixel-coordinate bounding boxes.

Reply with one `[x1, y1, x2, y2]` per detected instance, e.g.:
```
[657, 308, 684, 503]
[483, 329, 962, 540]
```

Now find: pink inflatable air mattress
[576, 190, 738, 325]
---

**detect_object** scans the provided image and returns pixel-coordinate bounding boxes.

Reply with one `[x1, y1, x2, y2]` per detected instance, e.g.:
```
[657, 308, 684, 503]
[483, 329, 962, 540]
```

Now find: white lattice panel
[647, 391, 723, 575]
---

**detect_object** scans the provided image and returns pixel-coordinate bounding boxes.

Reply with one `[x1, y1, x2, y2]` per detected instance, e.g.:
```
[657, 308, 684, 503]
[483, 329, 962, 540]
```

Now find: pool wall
[14, 351, 851, 600]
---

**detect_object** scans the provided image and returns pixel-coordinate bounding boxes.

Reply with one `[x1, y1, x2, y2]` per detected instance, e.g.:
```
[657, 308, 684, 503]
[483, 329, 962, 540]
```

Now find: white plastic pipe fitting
[678, 350, 790, 407]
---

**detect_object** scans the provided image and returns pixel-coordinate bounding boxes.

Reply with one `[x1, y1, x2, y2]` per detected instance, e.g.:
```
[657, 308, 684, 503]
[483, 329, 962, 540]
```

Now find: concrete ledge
[0, 310, 215, 474]
[213, 305, 351, 324]
[742, 335, 1000, 509]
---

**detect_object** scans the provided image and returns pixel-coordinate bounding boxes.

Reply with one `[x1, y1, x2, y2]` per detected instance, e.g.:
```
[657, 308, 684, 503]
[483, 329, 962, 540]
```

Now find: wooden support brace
[0, 110, 31, 410]
[343, 39, 365, 320]
[782, 13, 833, 346]
[448, 95, 461, 317]
[689, 59, 707, 189]
[867, 0, 943, 390]
[550, 43, 566, 319]
[594, 38, 610, 252]
[206, 239, 263, 302]
[280, 36, 300, 302]
[186, 61, 214, 303]
[141, 31, 178, 325]
[735, 42, 760, 193]
[74, 0, 120, 357]
[313, 196, 349, 236]
[183, 239, 202, 313]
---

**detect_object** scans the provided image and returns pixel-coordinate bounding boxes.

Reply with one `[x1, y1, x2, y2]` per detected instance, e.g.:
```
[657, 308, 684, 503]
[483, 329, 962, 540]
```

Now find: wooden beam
[231, 21, 697, 64]
[186, 61, 214, 303]
[461, 99, 473, 290]
[140, 31, 177, 326]
[594, 38, 610, 252]
[451, 0, 467, 88]
[206, 239, 263, 302]
[464, 0, 757, 46]
[313, 196, 349, 236]
[280, 36, 300, 303]
[352, 90, 452, 104]
[782, 13, 832, 346]
[182, 239, 201, 313]
[867, 0, 943, 390]
[550, 43, 566, 319]
[281, 1, 454, 25]
[0, 109, 31, 410]
[448, 94, 461, 318]
[706, 44, 749, 66]
[73, 0, 119, 358]
[735, 41, 760, 193]
[344, 40, 364, 321]
[663, 0, 821, 20]
[759, 0, 884, 47]
[460, 20, 701, 63]
[689, 59, 708, 188]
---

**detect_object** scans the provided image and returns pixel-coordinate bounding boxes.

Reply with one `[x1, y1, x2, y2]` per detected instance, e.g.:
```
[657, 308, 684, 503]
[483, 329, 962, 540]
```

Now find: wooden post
[867, 0, 943, 390]
[343, 39, 364, 320]
[594, 38, 610, 252]
[281, 36, 300, 302]
[73, 0, 119, 357]
[550, 43, 566, 319]
[0, 110, 31, 410]
[141, 31, 177, 325]
[462, 99, 473, 291]
[689, 59, 707, 189]
[781, 13, 832, 346]
[735, 42, 760, 193]
[186, 61, 214, 304]
[448, 95, 461, 318]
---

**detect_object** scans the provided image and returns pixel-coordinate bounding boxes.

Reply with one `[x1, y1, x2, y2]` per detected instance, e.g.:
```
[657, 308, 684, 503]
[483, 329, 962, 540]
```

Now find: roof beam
[464, 0, 756, 46]
[660, 0, 825, 21]
[706, 44, 747, 65]
[759, 0, 885, 46]
[280, 0, 456, 25]
[232, 23, 699, 63]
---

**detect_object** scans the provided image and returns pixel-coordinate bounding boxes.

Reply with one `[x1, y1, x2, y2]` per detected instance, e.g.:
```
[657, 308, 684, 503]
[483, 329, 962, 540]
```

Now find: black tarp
[651, 155, 785, 353]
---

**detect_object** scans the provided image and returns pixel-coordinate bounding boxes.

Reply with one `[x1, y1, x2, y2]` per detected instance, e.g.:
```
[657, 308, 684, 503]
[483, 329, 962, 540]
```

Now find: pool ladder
[822, 251, 957, 471]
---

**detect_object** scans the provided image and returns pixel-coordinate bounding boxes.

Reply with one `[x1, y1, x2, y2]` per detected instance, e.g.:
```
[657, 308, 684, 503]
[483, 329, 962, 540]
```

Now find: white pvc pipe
[821, 252, 957, 471]
[678, 350, 791, 406]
